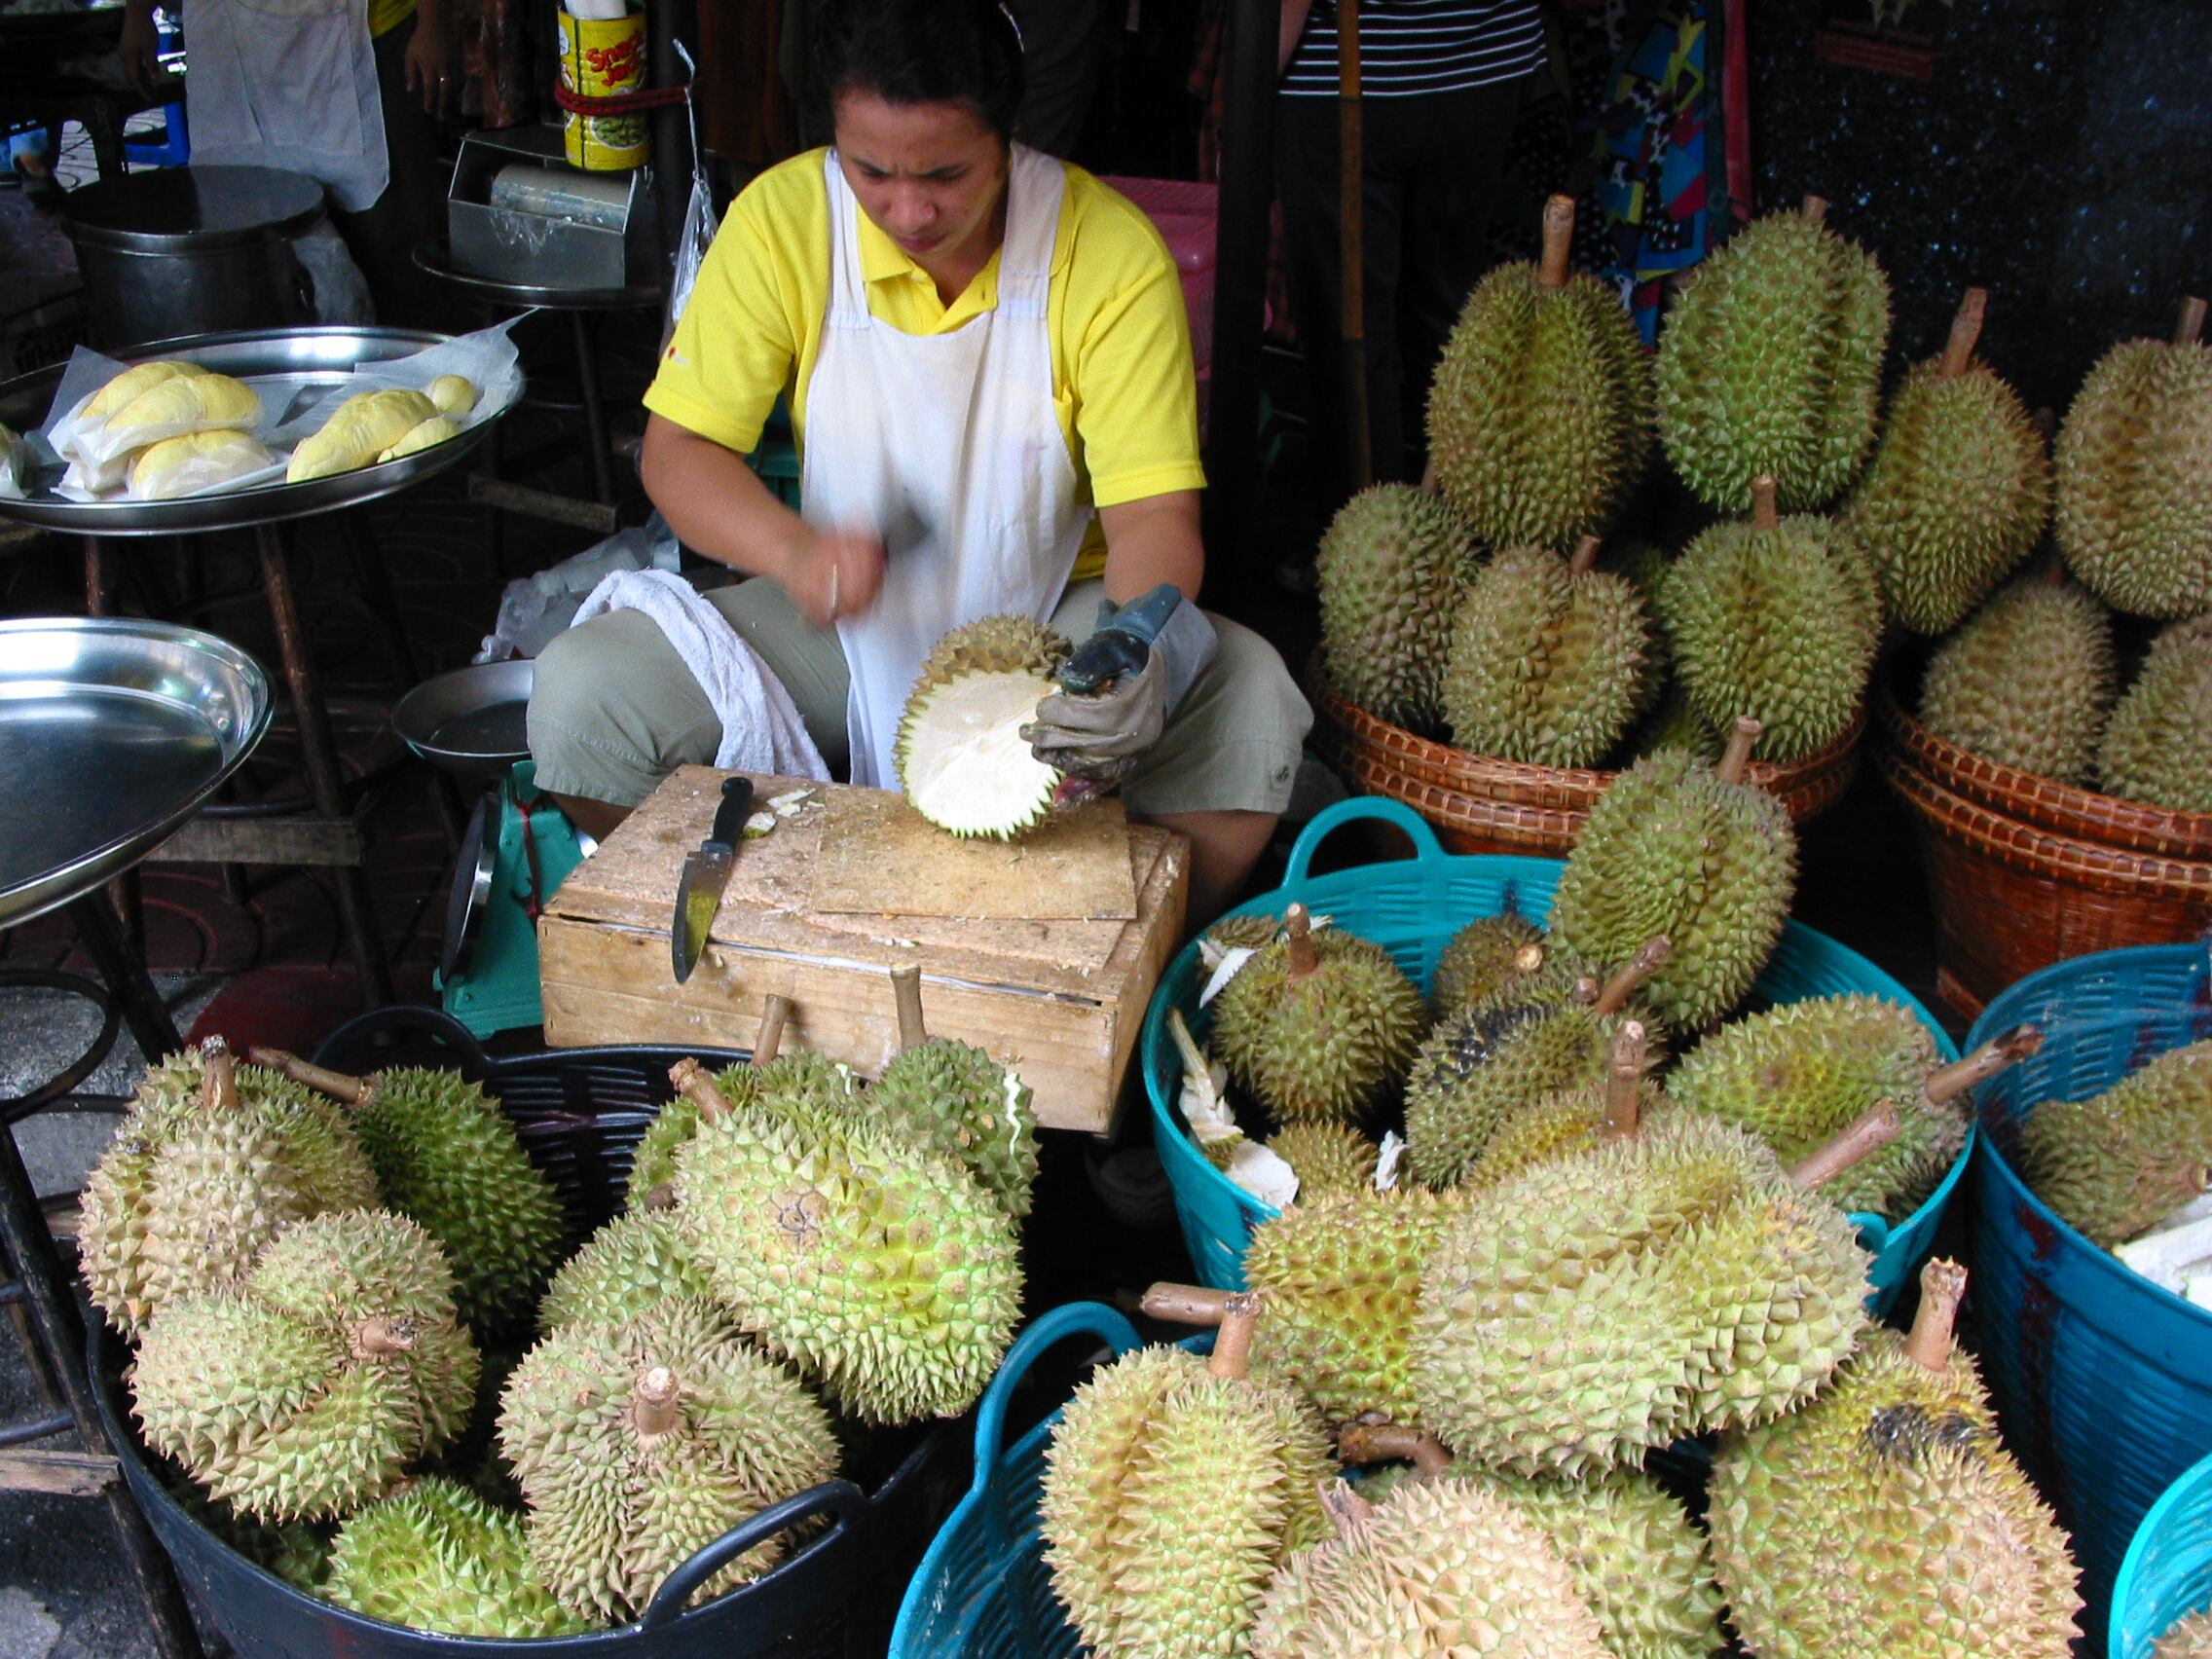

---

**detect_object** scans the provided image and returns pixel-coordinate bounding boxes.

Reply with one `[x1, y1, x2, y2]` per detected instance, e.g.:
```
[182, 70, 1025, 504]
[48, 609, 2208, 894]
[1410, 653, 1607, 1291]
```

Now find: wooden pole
[1338, 0, 1372, 491]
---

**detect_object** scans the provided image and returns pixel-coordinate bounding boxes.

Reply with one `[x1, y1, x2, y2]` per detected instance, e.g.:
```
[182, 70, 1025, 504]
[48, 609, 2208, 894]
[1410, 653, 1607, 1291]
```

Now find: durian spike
[752, 994, 792, 1066]
[2177, 296, 2207, 348]
[1538, 193, 1576, 289]
[630, 1366, 682, 1440]
[200, 1036, 239, 1111]
[1786, 1101, 1903, 1192]
[1600, 1020, 1649, 1141]
[668, 1057, 733, 1122]
[1592, 936, 1672, 1016]
[1801, 194, 1829, 226]
[1937, 287, 1988, 379]
[1208, 1292, 1263, 1382]
[1567, 533, 1604, 576]
[1717, 717, 1763, 786]
[891, 965, 927, 1051]
[1338, 1419, 1453, 1476]
[1749, 473, 1781, 532]
[1284, 903, 1319, 979]
[1904, 1258, 1969, 1371]
[1140, 1281, 1235, 1327]
[1922, 1023, 2043, 1108]
[351, 1316, 417, 1358]
[247, 1046, 377, 1107]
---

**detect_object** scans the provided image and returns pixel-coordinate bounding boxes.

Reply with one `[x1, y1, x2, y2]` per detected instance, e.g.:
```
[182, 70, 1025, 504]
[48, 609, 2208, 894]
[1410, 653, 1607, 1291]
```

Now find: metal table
[0, 325, 521, 1006]
[0, 616, 272, 1659]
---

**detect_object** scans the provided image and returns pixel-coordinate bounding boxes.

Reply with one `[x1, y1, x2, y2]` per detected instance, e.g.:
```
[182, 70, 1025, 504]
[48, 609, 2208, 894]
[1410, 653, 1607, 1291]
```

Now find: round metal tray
[391, 657, 533, 786]
[0, 325, 519, 537]
[0, 616, 272, 929]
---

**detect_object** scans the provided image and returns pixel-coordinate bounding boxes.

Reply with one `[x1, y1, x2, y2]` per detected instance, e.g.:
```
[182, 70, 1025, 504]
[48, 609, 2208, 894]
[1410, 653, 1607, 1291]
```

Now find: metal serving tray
[0, 616, 272, 928]
[0, 325, 518, 537]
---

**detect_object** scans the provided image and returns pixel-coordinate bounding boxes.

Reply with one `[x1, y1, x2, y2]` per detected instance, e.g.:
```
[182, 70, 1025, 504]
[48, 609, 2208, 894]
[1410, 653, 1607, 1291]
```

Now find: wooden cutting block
[535, 765, 1191, 1134]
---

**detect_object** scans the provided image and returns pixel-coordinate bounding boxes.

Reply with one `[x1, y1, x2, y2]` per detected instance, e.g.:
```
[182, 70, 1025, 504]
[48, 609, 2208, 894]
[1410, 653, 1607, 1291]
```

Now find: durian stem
[1938, 287, 1988, 378]
[1923, 1023, 2043, 1108]
[631, 1366, 683, 1439]
[1801, 195, 1828, 226]
[641, 1181, 679, 1211]
[1788, 1101, 1902, 1191]
[246, 1047, 376, 1107]
[1592, 937, 1671, 1016]
[1284, 903, 1319, 979]
[1338, 1421, 1451, 1476]
[1600, 1021, 1648, 1140]
[752, 994, 791, 1065]
[1511, 942, 1546, 977]
[1904, 1259, 1968, 1371]
[199, 1036, 239, 1113]
[1538, 194, 1576, 289]
[1320, 1479, 1379, 1542]
[2178, 296, 2207, 348]
[891, 965, 928, 1051]
[1208, 1292, 1263, 1381]
[668, 1057, 733, 1122]
[1567, 534, 1603, 576]
[1140, 1282, 1235, 1327]
[352, 1316, 416, 1357]
[1749, 474, 1781, 532]
[1717, 718, 1762, 786]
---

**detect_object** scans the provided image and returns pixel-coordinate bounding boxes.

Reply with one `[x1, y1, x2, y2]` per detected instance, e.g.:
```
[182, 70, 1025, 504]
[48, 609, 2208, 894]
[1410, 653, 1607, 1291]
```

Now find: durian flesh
[894, 615, 1070, 838]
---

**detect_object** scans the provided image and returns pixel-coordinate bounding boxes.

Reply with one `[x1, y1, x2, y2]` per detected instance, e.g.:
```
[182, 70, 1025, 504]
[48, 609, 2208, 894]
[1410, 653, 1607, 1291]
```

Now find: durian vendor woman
[528, 0, 1311, 923]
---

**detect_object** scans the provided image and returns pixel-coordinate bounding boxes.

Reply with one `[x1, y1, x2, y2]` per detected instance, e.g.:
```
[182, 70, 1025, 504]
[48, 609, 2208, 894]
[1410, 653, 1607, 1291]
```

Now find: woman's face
[832, 90, 1010, 277]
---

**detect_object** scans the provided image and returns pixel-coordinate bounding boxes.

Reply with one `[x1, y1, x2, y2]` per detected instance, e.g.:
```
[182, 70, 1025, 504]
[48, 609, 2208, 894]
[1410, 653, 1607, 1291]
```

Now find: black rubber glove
[1021, 585, 1214, 790]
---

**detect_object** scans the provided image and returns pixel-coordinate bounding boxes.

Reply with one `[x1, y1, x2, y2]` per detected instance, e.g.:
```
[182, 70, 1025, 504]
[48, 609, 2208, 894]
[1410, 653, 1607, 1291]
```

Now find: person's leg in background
[330, 11, 448, 324]
[1015, 0, 1111, 161]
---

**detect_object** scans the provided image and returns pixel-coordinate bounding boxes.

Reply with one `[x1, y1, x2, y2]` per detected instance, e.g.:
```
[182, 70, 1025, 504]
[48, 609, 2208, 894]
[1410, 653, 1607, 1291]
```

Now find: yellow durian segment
[288, 388, 438, 482]
[377, 415, 461, 463]
[84, 358, 208, 423]
[103, 373, 260, 442]
[129, 429, 278, 500]
[426, 374, 479, 416]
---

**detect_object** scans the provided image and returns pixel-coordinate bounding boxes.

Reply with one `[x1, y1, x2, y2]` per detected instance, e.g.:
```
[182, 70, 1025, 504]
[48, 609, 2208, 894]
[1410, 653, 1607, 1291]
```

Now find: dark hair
[809, 0, 1026, 145]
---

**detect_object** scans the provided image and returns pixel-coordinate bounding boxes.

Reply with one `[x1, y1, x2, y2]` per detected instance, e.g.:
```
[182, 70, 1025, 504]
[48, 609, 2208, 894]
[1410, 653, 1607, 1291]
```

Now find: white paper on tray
[0, 427, 25, 499]
[268, 318, 522, 450]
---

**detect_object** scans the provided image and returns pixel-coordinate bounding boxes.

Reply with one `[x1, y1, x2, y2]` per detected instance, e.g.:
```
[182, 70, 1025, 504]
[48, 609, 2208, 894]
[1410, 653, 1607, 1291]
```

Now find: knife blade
[671, 774, 756, 984]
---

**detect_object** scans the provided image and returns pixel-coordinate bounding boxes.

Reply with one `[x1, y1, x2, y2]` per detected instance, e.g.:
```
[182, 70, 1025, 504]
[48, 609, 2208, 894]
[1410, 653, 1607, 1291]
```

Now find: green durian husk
[1440, 544, 1654, 767]
[1467, 1077, 1671, 1190]
[1428, 910, 1546, 1013]
[1656, 204, 1892, 513]
[538, 1206, 715, 1333]
[2055, 332, 2212, 619]
[867, 1038, 1040, 1220]
[1919, 576, 2117, 785]
[2018, 1039, 2212, 1247]
[1316, 484, 1484, 729]
[1262, 1122, 1381, 1201]
[625, 1051, 861, 1206]
[1040, 1344, 1334, 1659]
[1209, 928, 1428, 1128]
[1708, 1325, 2082, 1659]
[497, 1296, 839, 1624]
[1203, 911, 1282, 954]
[2098, 613, 2212, 813]
[1427, 258, 1656, 549]
[322, 1476, 596, 1638]
[1615, 678, 1724, 763]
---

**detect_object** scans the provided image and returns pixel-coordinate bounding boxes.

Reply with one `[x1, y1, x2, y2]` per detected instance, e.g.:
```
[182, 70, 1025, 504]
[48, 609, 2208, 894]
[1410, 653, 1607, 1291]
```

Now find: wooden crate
[536, 766, 1191, 1134]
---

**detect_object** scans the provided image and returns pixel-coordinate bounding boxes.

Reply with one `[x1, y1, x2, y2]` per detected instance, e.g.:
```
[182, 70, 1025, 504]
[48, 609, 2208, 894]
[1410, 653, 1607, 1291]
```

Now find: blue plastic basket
[2113, 1452, 2212, 1659]
[1140, 795, 1968, 1317]
[1964, 942, 2212, 1648]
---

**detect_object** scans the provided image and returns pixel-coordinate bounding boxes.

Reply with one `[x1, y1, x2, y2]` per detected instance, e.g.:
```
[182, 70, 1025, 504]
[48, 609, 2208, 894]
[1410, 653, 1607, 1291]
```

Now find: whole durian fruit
[665, 1062, 1021, 1422]
[1441, 535, 1655, 766]
[1413, 1100, 1889, 1474]
[1240, 1188, 1466, 1426]
[1039, 1292, 1334, 1659]
[129, 1208, 480, 1522]
[894, 614, 1071, 837]
[537, 1203, 714, 1334]
[1708, 1259, 2083, 1658]
[1548, 719, 1798, 1032]
[1316, 483, 1483, 728]
[1657, 197, 1891, 513]
[1844, 287, 2051, 633]
[250, 1048, 564, 1335]
[1919, 573, 2118, 782]
[1403, 941, 1668, 1189]
[1263, 1122, 1381, 1200]
[79, 1038, 380, 1336]
[870, 965, 1040, 1219]
[2099, 613, 2212, 812]
[1670, 1002, 2043, 1219]
[1429, 911, 1546, 1012]
[2017, 1038, 2212, 1246]
[1659, 474, 1882, 762]
[322, 1477, 595, 1638]
[1339, 1424, 1725, 1659]
[2157, 1610, 2212, 1657]
[1252, 1476, 1611, 1658]
[2055, 297, 2212, 618]
[1428, 194, 1656, 548]
[1209, 903, 1428, 1127]
[1463, 1017, 1667, 1190]
[498, 1296, 839, 1623]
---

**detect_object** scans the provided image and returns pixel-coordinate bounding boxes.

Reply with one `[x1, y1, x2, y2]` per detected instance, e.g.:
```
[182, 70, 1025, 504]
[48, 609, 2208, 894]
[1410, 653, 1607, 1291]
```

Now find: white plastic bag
[660, 41, 719, 351]
[476, 512, 683, 661]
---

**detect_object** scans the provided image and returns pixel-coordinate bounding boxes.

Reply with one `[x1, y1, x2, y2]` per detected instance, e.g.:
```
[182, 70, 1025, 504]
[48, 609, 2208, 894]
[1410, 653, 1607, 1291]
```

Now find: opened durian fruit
[896, 613, 1072, 837]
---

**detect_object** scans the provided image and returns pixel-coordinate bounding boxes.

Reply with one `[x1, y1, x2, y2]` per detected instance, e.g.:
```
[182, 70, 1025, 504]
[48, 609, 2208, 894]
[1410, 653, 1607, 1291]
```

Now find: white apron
[184, 0, 388, 212]
[801, 145, 1092, 790]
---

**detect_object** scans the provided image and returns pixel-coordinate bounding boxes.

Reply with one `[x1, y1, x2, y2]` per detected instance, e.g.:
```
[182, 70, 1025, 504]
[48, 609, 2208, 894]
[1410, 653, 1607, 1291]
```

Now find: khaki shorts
[528, 577, 1314, 817]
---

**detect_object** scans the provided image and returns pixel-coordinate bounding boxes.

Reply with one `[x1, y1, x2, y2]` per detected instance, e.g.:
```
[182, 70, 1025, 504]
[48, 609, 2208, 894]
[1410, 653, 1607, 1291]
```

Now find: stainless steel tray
[390, 657, 532, 788]
[0, 326, 519, 537]
[0, 617, 272, 928]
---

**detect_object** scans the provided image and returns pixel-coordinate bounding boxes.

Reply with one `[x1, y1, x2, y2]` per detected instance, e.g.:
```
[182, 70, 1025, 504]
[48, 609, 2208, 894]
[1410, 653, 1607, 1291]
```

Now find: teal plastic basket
[887, 1306, 1203, 1658]
[1140, 795, 1967, 1317]
[2114, 1452, 2212, 1659]
[1964, 942, 2212, 1649]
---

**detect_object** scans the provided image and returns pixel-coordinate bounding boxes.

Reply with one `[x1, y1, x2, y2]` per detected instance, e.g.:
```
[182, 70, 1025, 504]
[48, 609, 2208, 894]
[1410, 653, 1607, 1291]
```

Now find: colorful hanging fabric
[1590, 0, 1710, 344]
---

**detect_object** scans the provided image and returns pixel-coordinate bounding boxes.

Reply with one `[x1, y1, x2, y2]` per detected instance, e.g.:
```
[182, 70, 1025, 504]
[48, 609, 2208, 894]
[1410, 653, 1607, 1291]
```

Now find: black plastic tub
[87, 1005, 969, 1659]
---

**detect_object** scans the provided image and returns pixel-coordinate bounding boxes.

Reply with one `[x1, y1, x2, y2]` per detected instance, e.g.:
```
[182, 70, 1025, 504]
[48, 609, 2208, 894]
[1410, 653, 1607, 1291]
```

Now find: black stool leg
[67, 893, 181, 1061]
[570, 309, 617, 506]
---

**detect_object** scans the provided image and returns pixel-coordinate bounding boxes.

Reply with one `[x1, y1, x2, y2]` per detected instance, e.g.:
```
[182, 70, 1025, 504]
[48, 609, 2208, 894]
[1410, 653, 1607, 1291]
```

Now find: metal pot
[61, 165, 325, 350]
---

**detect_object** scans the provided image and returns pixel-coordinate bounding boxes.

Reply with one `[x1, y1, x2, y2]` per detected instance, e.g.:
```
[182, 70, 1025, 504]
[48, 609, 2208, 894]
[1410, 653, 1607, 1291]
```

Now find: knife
[671, 774, 756, 984]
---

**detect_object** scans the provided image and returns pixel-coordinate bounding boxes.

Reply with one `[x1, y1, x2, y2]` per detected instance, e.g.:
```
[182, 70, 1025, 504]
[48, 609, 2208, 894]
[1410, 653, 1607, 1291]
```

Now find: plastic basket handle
[1280, 794, 1450, 886]
[639, 1478, 868, 1630]
[307, 1003, 494, 1080]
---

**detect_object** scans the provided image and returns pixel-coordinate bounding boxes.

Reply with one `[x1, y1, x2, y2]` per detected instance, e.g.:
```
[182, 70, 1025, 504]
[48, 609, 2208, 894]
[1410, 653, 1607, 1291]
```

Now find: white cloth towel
[572, 570, 831, 782]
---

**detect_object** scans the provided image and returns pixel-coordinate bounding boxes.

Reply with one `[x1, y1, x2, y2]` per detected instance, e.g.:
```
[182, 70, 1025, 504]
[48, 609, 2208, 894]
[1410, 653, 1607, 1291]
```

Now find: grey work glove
[1021, 584, 1217, 791]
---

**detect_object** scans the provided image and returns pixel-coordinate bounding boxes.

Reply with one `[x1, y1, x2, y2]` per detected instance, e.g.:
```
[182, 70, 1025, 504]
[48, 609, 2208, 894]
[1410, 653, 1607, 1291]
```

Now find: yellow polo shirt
[645, 148, 1206, 583]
